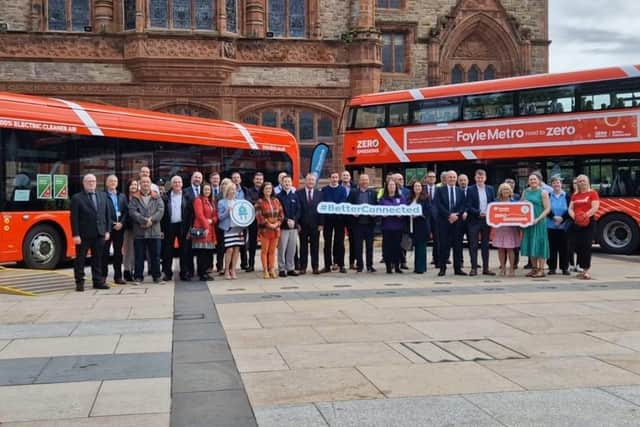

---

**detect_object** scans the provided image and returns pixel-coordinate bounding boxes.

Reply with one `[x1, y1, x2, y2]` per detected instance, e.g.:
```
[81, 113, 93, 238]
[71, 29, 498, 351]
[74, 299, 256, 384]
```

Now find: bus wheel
[597, 214, 640, 255]
[22, 225, 63, 270]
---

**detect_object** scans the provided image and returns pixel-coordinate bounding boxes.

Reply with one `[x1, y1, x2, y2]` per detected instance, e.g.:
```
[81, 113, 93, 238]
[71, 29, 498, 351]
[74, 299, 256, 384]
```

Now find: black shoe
[350, 263, 357, 270]
[548, 270, 556, 275]
[93, 283, 110, 289]
[279, 271, 287, 278]
[287, 270, 299, 277]
[400, 263, 409, 270]
[339, 267, 348, 273]
[123, 271, 132, 281]
[312, 269, 321, 275]
[321, 267, 331, 273]
[179, 275, 191, 281]
[386, 269, 393, 274]
[415, 271, 424, 274]
[562, 269, 571, 276]
[438, 269, 446, 277]
[483, 270, 496, 276]
[114, 278, 126, 285]
[367, 267, 376, 273]
[162, 274, 172, 282]
[76, 282, 85, 292]
[356, 268, 363, 273]
[454, 270, 468, 276]
[245, 267, 254, 273]
[446, 260, 452, 264]
[469, 269, 478, 276]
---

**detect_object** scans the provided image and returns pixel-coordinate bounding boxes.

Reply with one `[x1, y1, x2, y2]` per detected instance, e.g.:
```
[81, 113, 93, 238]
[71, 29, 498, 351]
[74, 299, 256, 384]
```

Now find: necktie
[89, 193, 97, 210]
[449, 187, 453, 210]
[428, 186, 432, 200]
[194, 186, 199, 197]
[214, 188, 218, 198]
[307, 190, 312, 203]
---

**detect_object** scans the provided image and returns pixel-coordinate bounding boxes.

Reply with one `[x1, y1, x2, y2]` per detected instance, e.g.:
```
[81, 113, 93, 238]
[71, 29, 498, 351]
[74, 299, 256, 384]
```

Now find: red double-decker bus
[343, 65, 640, 254]
[0, 92, 299, 269]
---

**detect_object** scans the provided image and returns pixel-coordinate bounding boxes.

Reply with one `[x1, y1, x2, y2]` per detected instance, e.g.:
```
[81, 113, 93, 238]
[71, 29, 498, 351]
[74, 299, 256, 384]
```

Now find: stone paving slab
[241, 367, 384, 406]
[505, 302, 613, 317]
[596, 353, 640, 375]
[603, 385, 640, 406]
[314, 396, 503, 427]
[232, 347, 290, 373]
[588, 330, 640, 351]
[255, 310, 356, 328]
[0, 322, 78, 340]
[340, 307, 440, 324]
[480, 356, 640, 390]
[172, 322, 227, 341]
[35, 308, 132, 323]
[226, 326, 327, 349]
[423, 304, 526, 320]
[497, 315, 623, 335]
[277, 342, 411, 369]
[407, 318, 528, 341]
[0, 357, 51, 386]
[171, 390, 257, 427]
[0, 414, 170, 427]
[91, 377, 171, 417]
[466, 387, 640, 427]
[172, 360, 243, 393]
[34, 352, 171, 384]
[492, 332, 636, 357]
[71, 319, 172, 336]
[0, 381, 100, 422]
[0, 335, 121, 359]
[358, 362, 523, 398]
[115, 333, 172, 354]
[253, 404, 329, 427]
[313, 323, 427, 344]
[173, 338, 233, 364]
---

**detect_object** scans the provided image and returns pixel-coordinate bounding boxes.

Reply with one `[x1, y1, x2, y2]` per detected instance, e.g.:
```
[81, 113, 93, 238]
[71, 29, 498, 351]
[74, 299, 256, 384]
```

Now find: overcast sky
[549, 0, 640, 72]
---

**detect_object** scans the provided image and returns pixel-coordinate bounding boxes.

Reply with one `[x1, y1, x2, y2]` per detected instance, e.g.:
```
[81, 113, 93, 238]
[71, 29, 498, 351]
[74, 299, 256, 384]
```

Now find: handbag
[189, 227, 206, 238]
[400, 233, 414, 251]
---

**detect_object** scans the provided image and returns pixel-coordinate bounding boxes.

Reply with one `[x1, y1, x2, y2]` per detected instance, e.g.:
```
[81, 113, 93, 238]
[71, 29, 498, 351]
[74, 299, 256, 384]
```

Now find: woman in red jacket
[192, 184, 218, 281]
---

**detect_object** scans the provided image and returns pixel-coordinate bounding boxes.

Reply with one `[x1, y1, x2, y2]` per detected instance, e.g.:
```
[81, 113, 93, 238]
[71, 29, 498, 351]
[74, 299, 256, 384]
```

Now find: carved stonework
[155, 104, 219, 118]
[0, 34, 123, 60]
[236, 40, 347, 64]
[222, 41, 236, 59]
[124, 37, 220, 60]
[452, 35, 497, 59]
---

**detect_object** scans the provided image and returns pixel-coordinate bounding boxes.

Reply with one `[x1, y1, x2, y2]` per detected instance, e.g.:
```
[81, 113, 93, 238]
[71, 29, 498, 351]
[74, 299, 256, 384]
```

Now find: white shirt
[170, 191, 182, 223]
[477, 185, 488, 214]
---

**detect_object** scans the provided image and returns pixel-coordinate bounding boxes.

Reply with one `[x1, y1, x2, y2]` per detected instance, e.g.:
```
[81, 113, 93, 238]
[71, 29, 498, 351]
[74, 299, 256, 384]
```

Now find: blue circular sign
[230, 199, 256, 228]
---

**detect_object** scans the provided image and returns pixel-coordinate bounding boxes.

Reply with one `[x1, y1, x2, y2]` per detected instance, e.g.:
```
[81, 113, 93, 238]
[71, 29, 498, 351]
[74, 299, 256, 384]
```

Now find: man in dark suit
[71, 174, 111, 291]
[102, 174, 128, 285]
[466, 169, 496, 276]
[321, 172, 348, 273]
[435, 170, 467, 276]
[423, 171, 440, 266]
[348, 173, 378, 273]
[161, 175, 191, 281]
[341, 170, 357, 269]
[457, 174, 470, 268]
[182, 171, 203, 280]
[297, 173, 323, 275]
[245, 172, 264, 272]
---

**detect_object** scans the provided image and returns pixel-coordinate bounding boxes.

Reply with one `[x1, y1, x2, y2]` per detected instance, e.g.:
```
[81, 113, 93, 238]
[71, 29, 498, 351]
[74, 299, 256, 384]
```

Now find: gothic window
[376, 0, 401, 8]
[149, 0, 215, 30]
[468, 65, 481, 82]
[124, 0, 136, 30]
[268, 0, 306, 37]
[381, 33, 406, 73]
[484, 65, 496, 80]
[47, 0, 90, 31]
[155, 104, 218, 118]
[226, 0, 237, 32]
[451, 65, 464, 84]
[242, 115, 259, 125]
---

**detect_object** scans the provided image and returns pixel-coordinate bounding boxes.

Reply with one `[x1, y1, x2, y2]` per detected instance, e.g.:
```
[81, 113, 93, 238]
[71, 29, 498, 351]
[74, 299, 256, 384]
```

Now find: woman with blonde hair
[255, 182, 284, 278]
[493, 183, 521, 276]
[217, 183, 245, 279]
[568, 174, 600, 280]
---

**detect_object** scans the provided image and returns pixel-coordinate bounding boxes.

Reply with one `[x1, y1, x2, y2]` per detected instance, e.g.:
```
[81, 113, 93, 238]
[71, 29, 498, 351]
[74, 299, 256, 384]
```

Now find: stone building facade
[0, 0, 549, 174]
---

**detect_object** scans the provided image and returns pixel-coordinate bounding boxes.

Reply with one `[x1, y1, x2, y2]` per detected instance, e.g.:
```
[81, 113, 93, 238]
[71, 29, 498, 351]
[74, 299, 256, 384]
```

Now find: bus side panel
[0, 211, 73, 263]
[597, 198, 640, 225]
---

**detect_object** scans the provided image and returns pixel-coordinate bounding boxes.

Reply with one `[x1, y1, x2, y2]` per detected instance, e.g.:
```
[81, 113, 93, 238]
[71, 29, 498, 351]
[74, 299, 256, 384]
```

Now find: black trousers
[323, 217, 345, 268]
[346, 222, 356, 266]
[299, 227, 320, 271]
[438, 220, 463, 271]
[215, 227, 225, 272]
[247, 220, 258, 268]
[573, 221, 596, 270]
[162, 222, 189, 279]
[382, 230, 402, 266]
[102, 228, 124, 280]
[75, 235, 105, 285]
[353, 223, 375, 270]
[134, 238, 160, 280]
[547, 228, 569, 271]
[459, 219, 468, 266]
[429, 215, 439, 264]
[196, 248, 214, 277]
[185, 239, 195, 278]
[468, 220, 490, 271]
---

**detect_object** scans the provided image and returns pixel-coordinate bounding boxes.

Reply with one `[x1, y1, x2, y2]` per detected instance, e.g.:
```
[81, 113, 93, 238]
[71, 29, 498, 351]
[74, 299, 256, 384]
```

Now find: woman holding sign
[379, 179, 407, 274]
[218, 185, 243, 280]
[493, 183, 521, 276]
[520, 174, 551, 278]
[408, 181, 431, 274]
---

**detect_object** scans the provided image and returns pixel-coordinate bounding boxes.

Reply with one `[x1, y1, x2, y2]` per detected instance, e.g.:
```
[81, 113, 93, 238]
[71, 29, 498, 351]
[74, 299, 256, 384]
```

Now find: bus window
[411, 97, 460, 125]
[352, 105, 386, 129]
[519, 86, 575, 116]
[388, 103, 409, 126]
[580, 78, 640, 110]
[463, 92, 514, 120]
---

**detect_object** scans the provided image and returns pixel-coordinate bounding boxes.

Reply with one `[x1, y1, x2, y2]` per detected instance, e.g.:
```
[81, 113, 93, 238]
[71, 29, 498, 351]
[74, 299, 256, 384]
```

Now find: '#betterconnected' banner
[317, 202, 422, 216]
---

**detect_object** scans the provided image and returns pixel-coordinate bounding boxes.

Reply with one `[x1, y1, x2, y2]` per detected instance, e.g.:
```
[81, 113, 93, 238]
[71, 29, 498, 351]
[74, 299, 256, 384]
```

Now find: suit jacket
[465, 184, 495, 222]
[183, 186, 199, 231]
[71, 190, 111, 238]
[162, 191, 191, 234]
[297, 187, 323, 229]
[435, 185, 466, 223]
[277, 189, 301, 230]
[347, 188, 378, 225]
[104, 191, 128, 231]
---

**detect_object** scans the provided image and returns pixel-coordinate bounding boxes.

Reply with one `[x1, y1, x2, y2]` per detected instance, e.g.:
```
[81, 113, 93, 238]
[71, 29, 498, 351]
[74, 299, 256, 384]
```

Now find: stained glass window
[268, 0, 305, 37]
[377, 0, 401, 8]
[150, 0, 168, 27]
[289, 0, 305, 37]
[173, 0, 191, 28]
[262, 111, 277, 127]
[381, 33, 405, 73]
[299, 112, 314, 140]
[243, 115, 259, 125]
[484, 65, 496, 80]
[226, 0, 237, 32]
[48, 0, 67, 30]
[452, 65, 464, 84]
[318, 116, 333, 138]
[71, 0, 90, 31]
[124, 0, 136, 30]
[281, 114, 296, 136]
[268, 0, 285, 37]
[468, 65, 480, 82]
[195, 0, 214, 29]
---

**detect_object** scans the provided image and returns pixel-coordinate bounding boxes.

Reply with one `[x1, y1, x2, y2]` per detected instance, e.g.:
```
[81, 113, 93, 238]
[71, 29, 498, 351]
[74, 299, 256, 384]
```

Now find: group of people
[70, 165, 600, 291]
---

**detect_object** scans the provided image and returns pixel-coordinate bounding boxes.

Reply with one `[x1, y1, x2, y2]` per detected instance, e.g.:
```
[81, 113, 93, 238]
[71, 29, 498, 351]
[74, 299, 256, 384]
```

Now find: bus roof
[0, 91, 299, 178]
[349, 65, 640, 107]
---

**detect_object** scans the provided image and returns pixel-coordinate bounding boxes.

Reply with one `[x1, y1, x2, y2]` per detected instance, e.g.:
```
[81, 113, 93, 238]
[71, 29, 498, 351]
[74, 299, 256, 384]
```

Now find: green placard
[53, 174, 68, 199]
[405, 168, 417, 184]
[37, 174, 52, 199]
[415, 168, 427, 183]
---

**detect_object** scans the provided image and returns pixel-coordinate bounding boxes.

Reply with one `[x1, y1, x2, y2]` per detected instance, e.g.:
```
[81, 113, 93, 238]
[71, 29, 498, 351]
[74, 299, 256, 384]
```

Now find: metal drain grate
[261, 294, 282, 299]
[334, 285, 352, 288]
[174, 313, 205, 320]
[401, 339, 528, 363]
[280, 286, 299, 290]
[384, 283, 404, 287]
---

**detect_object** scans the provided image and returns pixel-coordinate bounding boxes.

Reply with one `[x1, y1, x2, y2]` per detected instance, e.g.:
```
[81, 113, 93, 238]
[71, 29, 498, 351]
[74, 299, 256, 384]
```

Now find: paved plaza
[1, 250, 640, 426]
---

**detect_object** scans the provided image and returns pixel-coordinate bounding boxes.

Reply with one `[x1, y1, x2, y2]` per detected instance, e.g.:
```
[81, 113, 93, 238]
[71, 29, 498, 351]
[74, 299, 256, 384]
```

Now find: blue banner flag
[309, 143, 330, 179]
